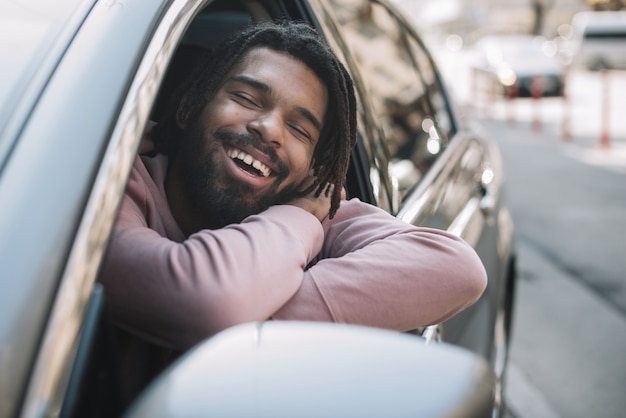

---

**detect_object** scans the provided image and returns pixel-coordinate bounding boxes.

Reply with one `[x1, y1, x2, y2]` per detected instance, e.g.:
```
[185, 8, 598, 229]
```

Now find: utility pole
[531, 0, 556, 35]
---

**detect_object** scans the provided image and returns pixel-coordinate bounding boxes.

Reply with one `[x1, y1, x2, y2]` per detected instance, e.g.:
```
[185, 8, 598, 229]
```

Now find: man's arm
[272, 199, 488, 330]
[99, 166, 325, 351]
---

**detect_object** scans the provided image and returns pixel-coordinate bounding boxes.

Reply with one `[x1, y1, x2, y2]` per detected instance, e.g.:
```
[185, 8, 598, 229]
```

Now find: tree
[531, 0, 556, 35]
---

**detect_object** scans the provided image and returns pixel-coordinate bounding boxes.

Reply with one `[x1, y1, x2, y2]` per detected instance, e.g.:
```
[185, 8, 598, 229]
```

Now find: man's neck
[164, 159, 205, 237]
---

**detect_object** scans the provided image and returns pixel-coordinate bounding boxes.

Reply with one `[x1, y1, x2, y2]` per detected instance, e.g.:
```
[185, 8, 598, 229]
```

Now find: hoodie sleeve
[272, 198, 488, 331]
[98, 162, 324, 351]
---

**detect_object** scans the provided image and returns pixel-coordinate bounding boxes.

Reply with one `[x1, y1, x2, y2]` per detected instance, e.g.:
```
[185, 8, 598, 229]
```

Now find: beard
[176, 121, 302, 230]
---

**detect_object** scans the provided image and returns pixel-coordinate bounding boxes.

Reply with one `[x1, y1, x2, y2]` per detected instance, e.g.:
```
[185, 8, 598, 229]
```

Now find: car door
[0, 1, 212, 417]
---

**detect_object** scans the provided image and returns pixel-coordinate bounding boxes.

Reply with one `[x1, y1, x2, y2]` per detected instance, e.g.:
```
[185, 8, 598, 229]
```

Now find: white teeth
[227, 148, 271, 177]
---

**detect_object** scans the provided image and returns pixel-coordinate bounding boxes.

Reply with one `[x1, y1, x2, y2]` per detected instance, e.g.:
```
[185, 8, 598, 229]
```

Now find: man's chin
[195, 187, 297, 229]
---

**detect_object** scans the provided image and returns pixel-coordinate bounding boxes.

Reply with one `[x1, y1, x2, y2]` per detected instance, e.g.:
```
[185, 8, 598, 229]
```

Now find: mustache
[213, 129, 288, 176]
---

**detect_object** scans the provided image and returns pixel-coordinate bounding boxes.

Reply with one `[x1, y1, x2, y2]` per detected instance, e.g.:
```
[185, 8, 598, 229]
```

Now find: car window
[328, 0, 453, 202]
[151, 3, 254, 122]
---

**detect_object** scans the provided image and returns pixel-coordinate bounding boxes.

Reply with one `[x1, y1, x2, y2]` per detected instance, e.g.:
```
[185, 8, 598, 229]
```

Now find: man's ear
[175, 107, 188, 129]
[175, 94, 192, 129]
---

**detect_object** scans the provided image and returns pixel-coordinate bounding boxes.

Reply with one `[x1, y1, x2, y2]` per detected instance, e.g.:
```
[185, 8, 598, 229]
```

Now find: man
[98, 21, 487, 402]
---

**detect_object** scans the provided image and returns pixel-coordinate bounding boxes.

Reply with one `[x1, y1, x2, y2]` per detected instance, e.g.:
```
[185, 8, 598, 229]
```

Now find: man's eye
[232, 93, 259, 107]
[288, 123, 312, 142]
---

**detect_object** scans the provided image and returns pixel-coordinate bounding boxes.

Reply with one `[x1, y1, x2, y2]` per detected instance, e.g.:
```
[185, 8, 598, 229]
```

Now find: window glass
[405, 34, 453, 139]
[328, 0, 453, 201]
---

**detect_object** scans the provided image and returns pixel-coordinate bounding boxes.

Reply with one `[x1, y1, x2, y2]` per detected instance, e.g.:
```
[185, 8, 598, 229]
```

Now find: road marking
[563, 143, 626, 174]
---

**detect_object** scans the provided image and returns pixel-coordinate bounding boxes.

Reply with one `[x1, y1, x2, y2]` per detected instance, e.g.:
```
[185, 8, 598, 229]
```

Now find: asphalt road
[475, 114, 626, 418]
[432, 46, 626, 416]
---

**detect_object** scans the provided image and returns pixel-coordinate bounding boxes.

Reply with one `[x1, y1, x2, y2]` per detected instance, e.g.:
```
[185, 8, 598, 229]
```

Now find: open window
[148, 0, 379, 206]
[59, 2, 280, 417]
[151, 1, 259, 123]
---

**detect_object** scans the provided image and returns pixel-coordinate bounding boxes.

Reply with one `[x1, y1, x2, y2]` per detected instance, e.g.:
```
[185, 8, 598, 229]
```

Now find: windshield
[0, 0, 88, 161]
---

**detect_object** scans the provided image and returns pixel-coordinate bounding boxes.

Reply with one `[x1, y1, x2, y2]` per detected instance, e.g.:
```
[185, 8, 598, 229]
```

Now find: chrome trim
[491, 305, 508, 418]
[448, 196, 484, 247]
[396, 184, 434, 226]
[20, 1, 207, 417]
[396, 133, 472, 227]
[420, 324, 442, 344]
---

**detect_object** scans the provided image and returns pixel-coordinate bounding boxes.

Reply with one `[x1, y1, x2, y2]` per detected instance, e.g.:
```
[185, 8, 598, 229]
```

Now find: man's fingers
[298, 175, 317, 193]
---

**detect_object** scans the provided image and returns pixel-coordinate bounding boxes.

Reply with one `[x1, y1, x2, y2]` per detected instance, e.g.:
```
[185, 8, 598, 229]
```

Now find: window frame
[17, 1, 209, 416]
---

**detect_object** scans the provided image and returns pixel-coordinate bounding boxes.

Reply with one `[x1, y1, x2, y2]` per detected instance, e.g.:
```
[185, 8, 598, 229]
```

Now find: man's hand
[287, 176, 333, 222]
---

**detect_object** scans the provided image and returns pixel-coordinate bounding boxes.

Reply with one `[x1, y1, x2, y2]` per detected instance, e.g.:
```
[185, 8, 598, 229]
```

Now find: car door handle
[479, 166, 497, 217]
[479, 188, 495, 216]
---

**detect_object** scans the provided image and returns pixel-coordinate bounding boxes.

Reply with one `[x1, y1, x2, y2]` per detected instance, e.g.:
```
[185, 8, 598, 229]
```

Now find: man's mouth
[226, 147, 272, 177]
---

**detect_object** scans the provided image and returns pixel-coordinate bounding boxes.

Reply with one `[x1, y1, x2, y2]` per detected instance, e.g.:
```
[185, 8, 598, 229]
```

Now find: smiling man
[98, 21, 487, 404]
[165, 47, 330, 233]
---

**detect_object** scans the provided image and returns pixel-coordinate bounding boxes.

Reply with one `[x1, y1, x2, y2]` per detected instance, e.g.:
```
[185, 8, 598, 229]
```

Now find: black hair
[154, 20, 357, 218]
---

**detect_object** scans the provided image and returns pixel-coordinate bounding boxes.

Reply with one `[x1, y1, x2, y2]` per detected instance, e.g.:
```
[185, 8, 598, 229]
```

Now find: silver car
[0, 0, 516, 417]
[472, 34, 565, 97]
[565, 11, 626, 71]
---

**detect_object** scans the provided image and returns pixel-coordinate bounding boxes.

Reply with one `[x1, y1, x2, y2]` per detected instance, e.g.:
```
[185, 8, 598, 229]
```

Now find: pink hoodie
[97, 138, 487, 399]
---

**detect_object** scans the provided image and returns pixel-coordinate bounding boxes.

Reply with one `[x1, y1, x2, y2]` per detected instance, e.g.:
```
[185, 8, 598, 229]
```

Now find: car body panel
[0, 0, 94, 164]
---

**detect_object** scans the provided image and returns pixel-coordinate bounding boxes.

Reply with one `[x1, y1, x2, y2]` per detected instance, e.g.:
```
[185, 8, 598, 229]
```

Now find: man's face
[174, 47, 329, 229]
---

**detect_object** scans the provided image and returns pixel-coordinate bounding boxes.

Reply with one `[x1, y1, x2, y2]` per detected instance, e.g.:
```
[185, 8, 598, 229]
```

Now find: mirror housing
[125, 322, 494, 418]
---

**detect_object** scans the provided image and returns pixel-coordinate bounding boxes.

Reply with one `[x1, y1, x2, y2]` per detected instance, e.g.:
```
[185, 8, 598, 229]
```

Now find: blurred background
[390, 1, 626, 417]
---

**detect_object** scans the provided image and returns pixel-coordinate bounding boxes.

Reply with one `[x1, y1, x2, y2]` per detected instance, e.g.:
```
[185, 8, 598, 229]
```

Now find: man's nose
[247, 110, 284, 148]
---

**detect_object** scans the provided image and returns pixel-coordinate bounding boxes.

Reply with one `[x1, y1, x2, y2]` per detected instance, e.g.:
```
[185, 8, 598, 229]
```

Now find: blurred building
[392, 0, 598, 45]
[588, 0, 626, 10]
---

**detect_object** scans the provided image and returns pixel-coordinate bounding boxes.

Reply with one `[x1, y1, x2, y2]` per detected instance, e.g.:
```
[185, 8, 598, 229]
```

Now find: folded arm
[272, 199, 488, 330]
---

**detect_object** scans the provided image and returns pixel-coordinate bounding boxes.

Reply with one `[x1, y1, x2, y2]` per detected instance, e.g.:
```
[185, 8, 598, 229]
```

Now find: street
[463, 72, 626, 417]
[485, 115, 626, 418]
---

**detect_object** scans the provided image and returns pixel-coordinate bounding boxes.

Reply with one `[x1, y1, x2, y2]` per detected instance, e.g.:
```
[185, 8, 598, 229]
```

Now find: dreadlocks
[154, 21, 357, 219]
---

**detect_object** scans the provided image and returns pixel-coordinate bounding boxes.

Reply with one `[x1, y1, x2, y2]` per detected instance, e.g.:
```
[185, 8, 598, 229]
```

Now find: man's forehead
[232, 47, 319, 82]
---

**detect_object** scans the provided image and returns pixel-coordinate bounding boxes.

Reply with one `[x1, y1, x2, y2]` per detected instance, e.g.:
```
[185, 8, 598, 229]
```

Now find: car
[0, 0, 516, 417]
[563, 11, 626, 71]
[471, 34, 565, 97]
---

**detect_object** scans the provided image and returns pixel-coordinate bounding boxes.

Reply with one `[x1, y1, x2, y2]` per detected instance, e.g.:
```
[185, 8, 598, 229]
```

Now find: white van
[568, 11, 626, 70]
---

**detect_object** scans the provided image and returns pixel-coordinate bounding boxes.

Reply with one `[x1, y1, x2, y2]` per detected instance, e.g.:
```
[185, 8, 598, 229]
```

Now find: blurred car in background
[1, 0, 516, 417]
[563, 10, 626, 71]
[472, 34, 565, 97]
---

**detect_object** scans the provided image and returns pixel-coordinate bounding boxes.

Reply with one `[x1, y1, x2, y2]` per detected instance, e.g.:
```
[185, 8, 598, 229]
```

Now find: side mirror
[125, 321, 494, 418]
